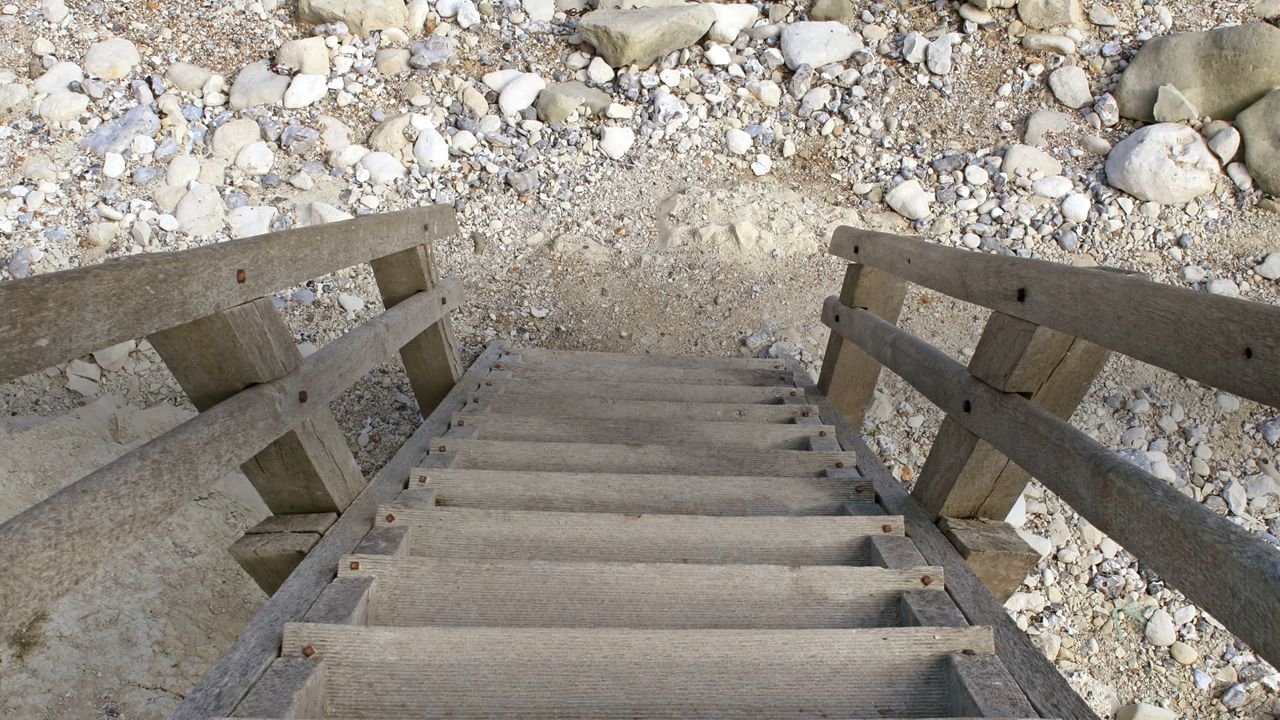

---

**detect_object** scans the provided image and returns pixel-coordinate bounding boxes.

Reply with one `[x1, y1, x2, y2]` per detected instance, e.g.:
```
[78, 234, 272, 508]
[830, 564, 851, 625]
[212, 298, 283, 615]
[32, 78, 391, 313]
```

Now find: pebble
[1256, 253, 1280, 280]
[1143, 608, 1176, 647]
[498, 73, 545, 115]
[235, 141, 275, 176]
[779, 21, 863, 70]
[599, 126, 635, 160]
[1049, 65, 1091, 109]
[84, 38, 141, 80]
[284, 74, 328, 108]
[1104, 124, 1220, 204]
[725, 128, 752, 155]
[886, 179, 932, 220]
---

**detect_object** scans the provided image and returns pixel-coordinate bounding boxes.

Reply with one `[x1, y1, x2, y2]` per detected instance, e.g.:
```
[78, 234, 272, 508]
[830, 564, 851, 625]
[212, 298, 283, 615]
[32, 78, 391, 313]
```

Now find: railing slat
[822, 296, 1280, 667]
[0, 279, 462, 642]
[0, 206, 458, 385]
[831, 227, 1280, 409]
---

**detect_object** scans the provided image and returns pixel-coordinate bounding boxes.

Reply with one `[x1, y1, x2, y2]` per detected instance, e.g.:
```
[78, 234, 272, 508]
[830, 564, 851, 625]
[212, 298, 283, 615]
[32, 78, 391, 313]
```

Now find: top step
[493, 363, 796, 387]
[508, 347, 784, 371]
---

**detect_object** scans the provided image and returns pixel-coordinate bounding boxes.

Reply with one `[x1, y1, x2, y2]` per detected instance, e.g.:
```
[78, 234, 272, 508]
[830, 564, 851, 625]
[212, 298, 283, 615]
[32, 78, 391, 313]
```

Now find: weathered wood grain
[470, 394, 815, 422]
[497, 363, 796, 387]
[789, 356, 1100, 720]
[822, 296, 1280, 671]
[507, 347, 783, 370]
[940, 517, 1041, 603]
[947, 652, 1039, 718]
[914, 312, 1110, 520]
[228, 531, 321, 595]
[230, 657, 325, 718]
[100, 337, 502, 720]
[817, 263, 909, 426]
[452, 413, 831, 449]
[831, 227, 1280, 409]
[150, 297, 366, 514]
[371, 242, 461, 415]
[0, 206, 457, 384]
[480, 379, 802, 404]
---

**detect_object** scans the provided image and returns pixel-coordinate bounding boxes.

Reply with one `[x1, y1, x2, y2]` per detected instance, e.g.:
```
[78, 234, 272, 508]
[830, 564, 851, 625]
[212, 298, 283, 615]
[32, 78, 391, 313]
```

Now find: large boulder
[1236, 88, 1280, 195]
[579, 5, 716, 68]
[298, 0, 408, 35]
[779, 21, 863, 70]
[1104, 123, 1221, 204]
[1115, 23, 1280, 122]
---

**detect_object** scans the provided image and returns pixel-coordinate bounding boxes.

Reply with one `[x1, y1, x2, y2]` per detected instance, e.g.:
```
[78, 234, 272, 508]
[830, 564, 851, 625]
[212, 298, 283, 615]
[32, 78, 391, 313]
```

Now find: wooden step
[452, 414, 833, 449]
[375, 506, 901, 564]
[280, 624, 995, 718]
[481, 379, 800, 404]
[430, 438, 855, 477]
[340, 555, 943, 628]
[495, 363, 796, 387]
[471, 394, 817, 422]
[414, 468, 874, 515]
[508, 347, 783, 371]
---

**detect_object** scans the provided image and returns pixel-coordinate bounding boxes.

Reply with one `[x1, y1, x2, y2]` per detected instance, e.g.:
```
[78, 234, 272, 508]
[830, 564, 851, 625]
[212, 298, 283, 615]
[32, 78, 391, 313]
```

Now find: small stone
[1025, 109, 1072, 146]
[886, 179, 932, 220]
[1023, 33, 1076, 55]
[725, 128, 752, 155]
[1115, 704, 1175, 720]
[235, 141, 274, 175]
[1061, 192, 1090, 222]
[277, 37, 330, 75]
[337, 292, 365, 313]
[227, 206, 278, 238]
[1169, 641, 1198, 665]
[84, 38, 141, 80]
[174, 184, 225, 237]
[1105, 123, 1221, 204]
[1255, 253, 1280, 280]
[809, 0, 852, 21]
[498, 72, 545, 115]
[1220, 684, 1247, 710]
[926, 34, 956, 75]
[38, 90, 88, 124]
[1143, 608, 1176, 647]
[298, 0, 409, 35]
[779, 21, 863, 70]
[578, 6, 716, 68]
[1153, 84, 1200, 123]
[359, 150, 406, 184]
[229, 61, 290, 109]
[1033, 175, 1073, 199]
[1049, 65, 1091, 109]
[284, 74, 328, 108]
[102, 152, 126, 179]
[587, 56, 615, 84]
[599, 126, 635, 159]
[1018, 0, 1082, 29]
[413, 126, 449, 171]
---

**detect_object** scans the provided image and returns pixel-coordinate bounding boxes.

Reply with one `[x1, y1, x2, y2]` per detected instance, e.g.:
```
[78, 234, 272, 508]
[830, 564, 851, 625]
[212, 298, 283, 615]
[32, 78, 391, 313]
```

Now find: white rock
[295, 201, 353, 227]
[524, 0, 554, 21]
[748, 80, 781, 107]
[360, 150, 407, 184]
[725, 128, 752, 155]
[706, 2, 759, 43]
[704, 44, 731, 66]
[498, 73, 545, 115]
[38, 90, 88, 123]
[1206, 278, 1239, 297]
[284, 74, 328, 108]
[902, 32, 927, 63]
[92, 340, 134, 372]
[451, 129, 478, 153]
[750, 154, 772, 176]
[229, 61, 290, 110]
[84, 38, 140, 80]
[174, 184, 225, 237]
[102, 152, 126, 179]
[779, 22, 863, 70]
[337, 292, 365, 313]
[926, 34, 956, 75]
[41, 0, 67, 22]
[1048, 65, 1091, 109]
[886, 179, 932, 220]
[34, 61, 82, 94]
[1061, 192, 1090, 222]
[227, 206, 278, 238]
[587, 57, 615, 84]
[235, 141, 274, 175]
[1207, 126, 1241, 163]
[964, 165, 989, 185]
[1105, 123, 1221, 204]
[1116, 704, 1175, 720]
[413, 126, 449, 170]
[1144, 608, 1177, 647]
[1256, 253, 1280, 280]
[1033, 175, 1073, 199]
[1002, 144, 1063, 178]
[599, 126, 635, 159]
[456, 0, 480, 27]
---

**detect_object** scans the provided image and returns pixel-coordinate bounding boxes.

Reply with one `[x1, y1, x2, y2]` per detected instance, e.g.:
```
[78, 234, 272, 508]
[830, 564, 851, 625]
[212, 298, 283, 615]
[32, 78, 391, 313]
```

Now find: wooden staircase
[227, 348, 1042, 719]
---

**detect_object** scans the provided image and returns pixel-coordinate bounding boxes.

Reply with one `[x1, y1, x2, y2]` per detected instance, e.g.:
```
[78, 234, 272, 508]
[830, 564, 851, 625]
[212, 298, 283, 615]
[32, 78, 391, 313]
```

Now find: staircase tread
[507, 347, 783, 370]
[429, 437, 856, 478]
[470, 394, 818, 422]
[279, 623, 995, 719]
[450, 413, 835, 449]
[480, 378, 803, 404]
[414, 467, 873, 515]
[340, 554, 944, 629]
[375, 506, 901, 565]
[493, 363, 797, 387]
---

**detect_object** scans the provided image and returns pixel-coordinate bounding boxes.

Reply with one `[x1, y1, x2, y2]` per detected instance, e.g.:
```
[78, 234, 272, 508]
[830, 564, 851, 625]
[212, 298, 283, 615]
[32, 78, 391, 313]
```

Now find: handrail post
[372, 226, 462, 416]
[817, 263, 907, 428]
[912, 312, 1111, 522]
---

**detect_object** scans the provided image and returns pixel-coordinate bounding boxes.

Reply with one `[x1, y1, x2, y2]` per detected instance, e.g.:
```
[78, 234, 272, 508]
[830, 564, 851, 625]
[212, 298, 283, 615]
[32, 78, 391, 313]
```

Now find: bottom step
[280, 624, 995, 718]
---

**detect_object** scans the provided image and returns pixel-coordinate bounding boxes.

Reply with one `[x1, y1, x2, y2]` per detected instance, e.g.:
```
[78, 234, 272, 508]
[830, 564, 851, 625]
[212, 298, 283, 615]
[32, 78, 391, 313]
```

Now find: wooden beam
[817, 263, 908, 427]
[831, 226, 1280, 409]
[372, 243, 461, 415]
[822, 296, 1280, 668]
[947, 652, 1039, 718]
[940, 518, 1041, 603]
[228, 531, 320, 596]
[789, 360, 1099, 719]
[231, 657, 325, 718]
[914, 312, 1110, 520]
[170, 341, 504, 719]
[150, 298, 366, 514]
[0, 206, 457, 384]
[0, 283, 462, 644]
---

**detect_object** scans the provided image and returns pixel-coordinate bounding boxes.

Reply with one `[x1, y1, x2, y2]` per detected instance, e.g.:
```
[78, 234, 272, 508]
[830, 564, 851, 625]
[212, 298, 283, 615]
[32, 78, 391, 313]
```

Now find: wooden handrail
[822, 296, 1280, 667]
[0, 280, 462, 640]
[831, 227, 1280, 409]
[0, 206, 457, 384]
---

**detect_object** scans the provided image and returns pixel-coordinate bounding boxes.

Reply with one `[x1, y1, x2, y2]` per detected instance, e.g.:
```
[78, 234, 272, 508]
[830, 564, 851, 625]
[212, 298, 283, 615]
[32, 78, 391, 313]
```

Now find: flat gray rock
[1236, 88, 1280, 195]
[579, 5, 716, 68]
[1115, 23, 1280, 122]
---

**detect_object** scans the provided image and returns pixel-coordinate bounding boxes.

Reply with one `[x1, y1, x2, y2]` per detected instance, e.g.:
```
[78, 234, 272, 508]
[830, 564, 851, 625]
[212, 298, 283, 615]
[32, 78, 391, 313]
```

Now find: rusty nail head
[385, 513, 396, 523]
[789, 390, 798, 397]
[438, 445, 447, 452]
[881, 524, 893, 533]
[302, 645, 316, 658]
[441, 296, 447, 305]
[236, 268, 247, 284]
[456, 418, 466, 426]
[484, 380, 493, 386]
[921, 575, 934, 586]
[819, 430, 828, 437]
[298, 390, 308, 403]
[835, 461, 845, 468]
[962, 648, 977, 656]
[350, 561, 360, 571]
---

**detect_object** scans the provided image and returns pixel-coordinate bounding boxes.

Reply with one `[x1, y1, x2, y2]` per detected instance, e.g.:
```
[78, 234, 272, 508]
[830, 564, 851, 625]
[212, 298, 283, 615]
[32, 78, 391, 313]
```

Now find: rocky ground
[1, 0, 1279, 717]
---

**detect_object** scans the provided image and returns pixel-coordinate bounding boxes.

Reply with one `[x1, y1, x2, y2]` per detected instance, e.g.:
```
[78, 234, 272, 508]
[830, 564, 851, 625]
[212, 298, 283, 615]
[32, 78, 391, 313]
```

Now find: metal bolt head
[456, 419, 466, 426]
[236, 268, 246, 284]
[385, 513, 396, 523]
[835, 461, 845, 468]
[789, 390, 798, 397]
[484, 380, 493, 386]
[961, 648, 977, 656]
[881, 524, 893, 533]
[298, 390, 309, 403]
[302, 644, 316, 658]
[819, 430, 828, 437]
[350, 561, 360, 571]
[441, 296, 447, 305]
[437, 445, 447, 453]
[921, 575, 934, 586]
